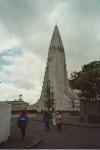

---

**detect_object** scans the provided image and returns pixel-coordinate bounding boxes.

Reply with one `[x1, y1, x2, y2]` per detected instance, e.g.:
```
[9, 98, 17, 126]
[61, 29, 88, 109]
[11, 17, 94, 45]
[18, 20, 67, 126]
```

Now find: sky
[0, 0, 100, 104]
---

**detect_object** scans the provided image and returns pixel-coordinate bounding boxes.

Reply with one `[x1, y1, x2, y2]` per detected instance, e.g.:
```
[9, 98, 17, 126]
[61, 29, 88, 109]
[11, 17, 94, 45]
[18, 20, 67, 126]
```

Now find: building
[27, 104, 35, 110]
[3, 95, 29, 111]
[34, 25, 78, 112]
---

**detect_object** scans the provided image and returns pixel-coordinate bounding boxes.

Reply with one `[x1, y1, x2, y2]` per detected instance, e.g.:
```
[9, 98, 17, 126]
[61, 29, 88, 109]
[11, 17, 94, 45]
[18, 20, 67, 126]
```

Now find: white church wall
[0, 103, 11, 143]
[36, 25, 80, 112]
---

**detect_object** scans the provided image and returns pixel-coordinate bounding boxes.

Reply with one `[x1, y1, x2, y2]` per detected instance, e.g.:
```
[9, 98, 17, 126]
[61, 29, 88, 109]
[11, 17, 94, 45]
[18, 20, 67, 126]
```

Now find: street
[0, 117, 100, 149]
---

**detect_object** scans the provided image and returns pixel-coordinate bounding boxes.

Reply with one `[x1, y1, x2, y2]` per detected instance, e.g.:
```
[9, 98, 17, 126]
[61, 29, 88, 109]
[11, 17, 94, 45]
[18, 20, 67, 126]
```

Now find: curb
[26, 134, 42, 149]
[32, 118, 100, 128]
[63, 122, 100, 128]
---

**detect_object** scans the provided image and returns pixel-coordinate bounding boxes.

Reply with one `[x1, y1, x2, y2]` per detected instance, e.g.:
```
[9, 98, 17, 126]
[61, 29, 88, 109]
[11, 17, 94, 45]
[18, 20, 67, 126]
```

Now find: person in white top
[52, 111, 56, 126]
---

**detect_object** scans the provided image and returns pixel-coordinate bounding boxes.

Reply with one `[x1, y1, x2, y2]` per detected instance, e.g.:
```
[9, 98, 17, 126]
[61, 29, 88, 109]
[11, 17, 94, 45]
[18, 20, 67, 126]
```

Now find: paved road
[32, 120, 100, 149]
[0, 117, 100, 149]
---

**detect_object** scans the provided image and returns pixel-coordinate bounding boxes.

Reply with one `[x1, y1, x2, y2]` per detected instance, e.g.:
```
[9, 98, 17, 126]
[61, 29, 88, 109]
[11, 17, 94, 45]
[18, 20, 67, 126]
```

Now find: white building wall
[0, 103, 11, 143]
[48, 48, 71, 111]
[35, 25, 79, 112]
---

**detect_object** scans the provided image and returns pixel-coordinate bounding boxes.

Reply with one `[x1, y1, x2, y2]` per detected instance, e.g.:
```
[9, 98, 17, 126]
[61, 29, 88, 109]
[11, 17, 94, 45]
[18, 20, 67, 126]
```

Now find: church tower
[36, 25, 72, 111]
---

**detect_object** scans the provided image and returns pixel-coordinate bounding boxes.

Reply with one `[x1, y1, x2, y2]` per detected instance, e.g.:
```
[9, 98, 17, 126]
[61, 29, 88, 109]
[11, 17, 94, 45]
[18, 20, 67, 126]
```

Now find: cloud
[0, 49, 45, 104]
[0, 0, 100, 103]
[0, 82, 40, 104]
[1, 49, 45, 87]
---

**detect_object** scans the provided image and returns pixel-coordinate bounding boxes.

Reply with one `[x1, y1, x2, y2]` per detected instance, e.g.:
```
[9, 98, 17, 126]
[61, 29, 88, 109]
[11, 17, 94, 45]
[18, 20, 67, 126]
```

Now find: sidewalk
[33, 114, 100, 128]
[0, 118, 42, 149]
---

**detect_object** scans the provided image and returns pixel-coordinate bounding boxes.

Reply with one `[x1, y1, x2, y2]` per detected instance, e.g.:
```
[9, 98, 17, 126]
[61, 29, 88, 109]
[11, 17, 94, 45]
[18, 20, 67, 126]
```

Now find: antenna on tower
[19, 94, 23, 101]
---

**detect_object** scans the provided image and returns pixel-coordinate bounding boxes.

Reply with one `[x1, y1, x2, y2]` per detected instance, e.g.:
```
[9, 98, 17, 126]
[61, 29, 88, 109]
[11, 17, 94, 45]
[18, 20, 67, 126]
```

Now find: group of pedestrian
[17, 109, 63, 141]
[43, 108, 63, 131]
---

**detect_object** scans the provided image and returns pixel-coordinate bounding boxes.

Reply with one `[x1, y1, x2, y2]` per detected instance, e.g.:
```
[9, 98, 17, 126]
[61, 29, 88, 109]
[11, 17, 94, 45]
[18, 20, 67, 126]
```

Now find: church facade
[34, 25, 78, 112]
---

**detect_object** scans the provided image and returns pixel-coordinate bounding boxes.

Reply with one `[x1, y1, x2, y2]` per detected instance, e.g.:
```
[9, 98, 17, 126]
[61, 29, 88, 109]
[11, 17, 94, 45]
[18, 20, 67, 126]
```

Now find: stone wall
[80, 100, 100, 115]
[0, 103, 11, 143]
[80, 100, 100, 123]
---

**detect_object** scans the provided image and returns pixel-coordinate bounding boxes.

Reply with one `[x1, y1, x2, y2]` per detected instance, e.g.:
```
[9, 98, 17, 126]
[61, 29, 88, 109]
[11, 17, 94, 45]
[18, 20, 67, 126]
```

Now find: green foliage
[45, 98, 54, 110]
[44, 80, 55, 110]
[70, 61, 100, 101]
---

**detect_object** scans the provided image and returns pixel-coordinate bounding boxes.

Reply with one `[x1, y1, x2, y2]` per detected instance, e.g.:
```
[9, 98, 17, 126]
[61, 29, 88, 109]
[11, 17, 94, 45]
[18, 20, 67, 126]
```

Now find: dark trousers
[20, 127, 26, 140]
[57, 123, 61, 130]
[45, 122, 49, 131]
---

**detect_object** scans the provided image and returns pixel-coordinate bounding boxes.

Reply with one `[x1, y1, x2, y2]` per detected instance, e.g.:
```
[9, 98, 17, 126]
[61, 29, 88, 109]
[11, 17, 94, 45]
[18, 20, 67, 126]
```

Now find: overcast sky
[0, 0, 100, 104]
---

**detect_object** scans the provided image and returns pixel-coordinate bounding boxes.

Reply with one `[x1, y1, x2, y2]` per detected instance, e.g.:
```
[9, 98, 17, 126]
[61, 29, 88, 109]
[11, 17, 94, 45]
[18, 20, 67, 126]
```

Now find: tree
[70, 61, 100, 102]
[44, 80, 55, 110]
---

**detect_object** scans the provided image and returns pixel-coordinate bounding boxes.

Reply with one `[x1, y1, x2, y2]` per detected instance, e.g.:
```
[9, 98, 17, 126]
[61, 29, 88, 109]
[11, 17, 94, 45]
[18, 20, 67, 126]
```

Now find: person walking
[43, 109, 51, 131]
[56, 111, 62, 131]
[17, 110, 28, 141]
[52, 111, 56, 126]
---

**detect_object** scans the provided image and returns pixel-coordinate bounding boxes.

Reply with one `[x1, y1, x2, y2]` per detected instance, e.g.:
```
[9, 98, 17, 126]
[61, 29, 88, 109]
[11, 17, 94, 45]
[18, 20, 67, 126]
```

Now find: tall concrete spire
[49, 25, 64, 50]
[35, 25, 74, 111]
